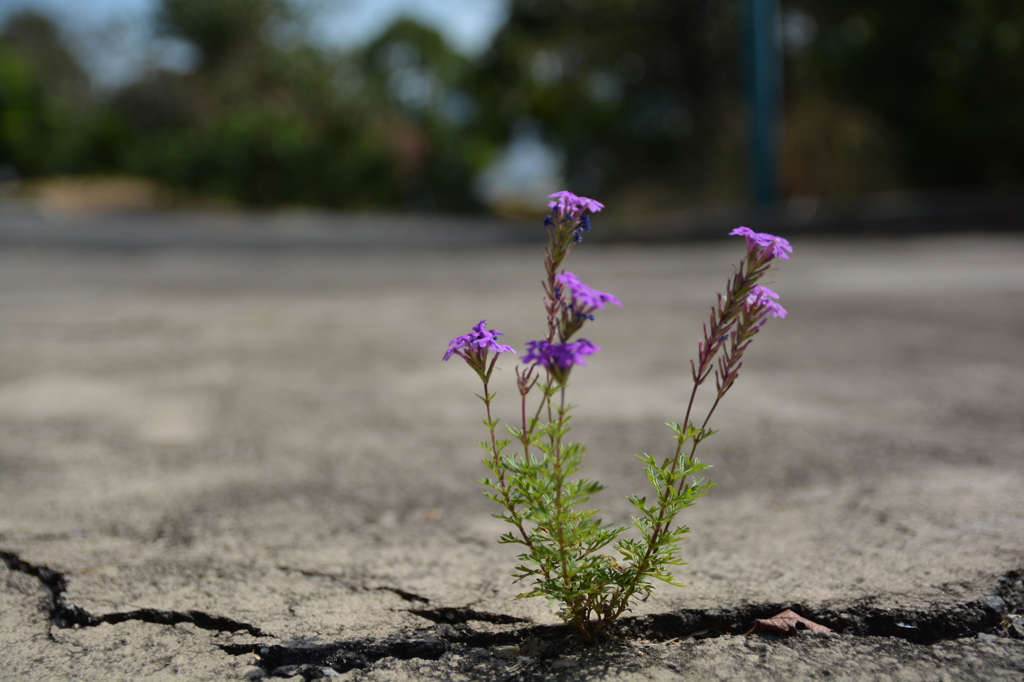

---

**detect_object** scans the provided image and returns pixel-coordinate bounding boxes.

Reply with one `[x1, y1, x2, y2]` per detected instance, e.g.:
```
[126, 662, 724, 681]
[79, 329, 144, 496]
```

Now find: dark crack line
[7, 546, 1021, 677]
[276, 565, 354, 582]
[378, 586, 431, 604]
[1, 549, 270, 638]
[277, 565, 432, 603]
[221, 637, 449, 675]
[615, 575, 1023, 646]
[221, 567, 1024, 676]
[1, 549, 66, 613]
[409, 606, 529, 625]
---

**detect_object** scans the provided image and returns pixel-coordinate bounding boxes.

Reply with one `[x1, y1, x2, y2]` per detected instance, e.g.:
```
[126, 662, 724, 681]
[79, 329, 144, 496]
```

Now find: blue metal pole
[742, 0, 782, 204]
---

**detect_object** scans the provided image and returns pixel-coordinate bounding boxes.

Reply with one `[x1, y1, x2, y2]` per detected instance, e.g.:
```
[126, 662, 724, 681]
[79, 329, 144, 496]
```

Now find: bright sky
[0, 0, 510, 87]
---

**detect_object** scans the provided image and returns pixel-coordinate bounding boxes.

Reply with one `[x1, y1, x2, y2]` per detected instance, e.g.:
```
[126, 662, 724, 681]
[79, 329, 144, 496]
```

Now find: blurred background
[1, 5, 1023, 655]
[1, 0, 1022, 221]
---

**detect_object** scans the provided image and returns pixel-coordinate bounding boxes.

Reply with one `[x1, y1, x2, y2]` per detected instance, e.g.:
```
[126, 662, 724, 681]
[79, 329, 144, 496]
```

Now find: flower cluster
[548, 190, 605, 217]
[443, 320, 515, 380]
[522, 339, 601, 370]
[746, 285, 787, 319]
[556, 271, 622, 316]
[443, 320, 516, 361]
[730, 226, 793, 260]
[544, 191, 604, 243]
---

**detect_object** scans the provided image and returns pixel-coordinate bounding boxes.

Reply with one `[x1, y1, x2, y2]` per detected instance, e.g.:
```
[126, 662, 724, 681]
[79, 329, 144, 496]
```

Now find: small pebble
[519, 636, 549, 658]
[271, 664, 320, 678]
[493, 645, 520, 660]
[977, 633, 997, 643]
[979, 595, 1006, 613]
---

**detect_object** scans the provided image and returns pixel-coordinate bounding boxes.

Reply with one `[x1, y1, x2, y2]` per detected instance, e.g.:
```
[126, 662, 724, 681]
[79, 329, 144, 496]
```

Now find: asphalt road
[1, 222, 1022, 680]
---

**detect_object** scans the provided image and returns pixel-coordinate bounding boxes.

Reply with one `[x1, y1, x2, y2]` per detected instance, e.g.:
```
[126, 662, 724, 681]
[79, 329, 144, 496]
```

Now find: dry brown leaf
[745, 609, 832, 636]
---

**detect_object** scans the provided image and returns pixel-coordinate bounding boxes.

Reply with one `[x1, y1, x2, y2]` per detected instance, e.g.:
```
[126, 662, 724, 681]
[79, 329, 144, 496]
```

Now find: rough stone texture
[1, 232, 1022, 680]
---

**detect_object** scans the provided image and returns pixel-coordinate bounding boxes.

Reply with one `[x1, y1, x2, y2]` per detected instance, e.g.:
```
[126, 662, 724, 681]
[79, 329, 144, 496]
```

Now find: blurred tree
[1, 12, 92, 111]
[472, 0, 747, 211]
[0, 39, 63, 176]
[0, 12, 131, 177]
[792, 0, 1024, 189]
[156, 0, 291, 70]
[355, 19, 492, 209]
[108, 0, 487, 209]
[475, 0, 1024, 207]
[3, 0, 1020, 211]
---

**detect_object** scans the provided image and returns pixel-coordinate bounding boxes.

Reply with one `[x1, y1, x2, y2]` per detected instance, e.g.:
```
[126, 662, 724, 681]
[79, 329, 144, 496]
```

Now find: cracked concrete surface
[1, 231, 1023, 680]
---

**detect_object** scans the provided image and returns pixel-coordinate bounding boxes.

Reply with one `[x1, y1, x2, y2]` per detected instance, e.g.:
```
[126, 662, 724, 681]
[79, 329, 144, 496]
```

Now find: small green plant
[444, 191, 791, 642]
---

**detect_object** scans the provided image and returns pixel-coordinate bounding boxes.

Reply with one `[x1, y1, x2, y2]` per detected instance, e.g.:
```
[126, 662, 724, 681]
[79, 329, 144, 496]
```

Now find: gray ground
[1, 226, 1023, 680]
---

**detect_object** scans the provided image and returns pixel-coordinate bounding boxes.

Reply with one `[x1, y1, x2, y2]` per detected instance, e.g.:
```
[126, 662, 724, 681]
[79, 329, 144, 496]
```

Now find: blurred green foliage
[124, 0, 493, 209]
[0, 13, 111, 177]
[476, 0, 746, 209]
[802, 0, 1024, 188]
[0, 0, 1022, 211]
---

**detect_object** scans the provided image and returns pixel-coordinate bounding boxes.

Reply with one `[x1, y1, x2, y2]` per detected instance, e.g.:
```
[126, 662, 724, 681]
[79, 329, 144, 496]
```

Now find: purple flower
[745, 285, 787, 318]
[730, 226, 793, 260]
[547, 191, 605, 216]
[523, 339, 601, 370]
[556, 271, 622, 312]
[444, 320, 516, 361]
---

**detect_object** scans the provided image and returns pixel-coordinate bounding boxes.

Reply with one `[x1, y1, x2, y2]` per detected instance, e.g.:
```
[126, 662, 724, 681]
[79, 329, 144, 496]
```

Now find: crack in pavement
[409, 606, 529, 625]
[5, 548, 1021, 679]
[222, 569, 1024, 677]
[276, 565, 432, 603]
[1, 549, 270, 638]
[617, 594, 1018, 646]
[379, 586, 432, 604]
[221, 637, 450, 677]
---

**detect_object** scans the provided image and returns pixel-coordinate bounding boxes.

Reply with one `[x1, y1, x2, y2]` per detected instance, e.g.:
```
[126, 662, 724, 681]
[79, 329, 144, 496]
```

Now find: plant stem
[553, 385, 571, 589]
[608, 250, 775, 620]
